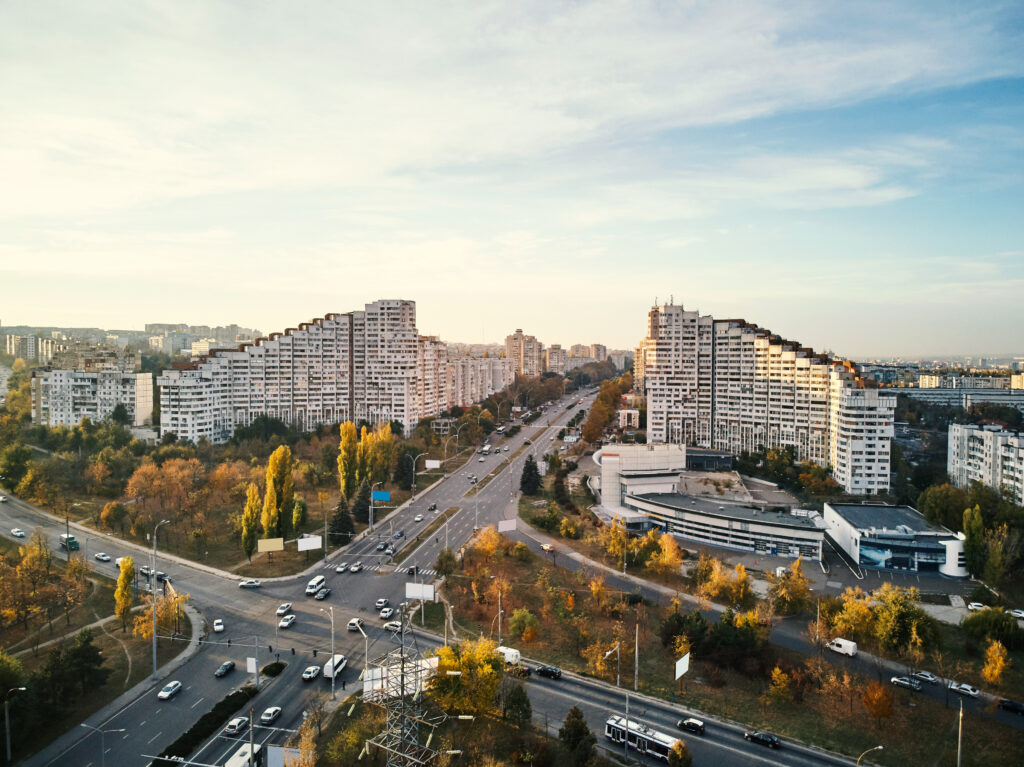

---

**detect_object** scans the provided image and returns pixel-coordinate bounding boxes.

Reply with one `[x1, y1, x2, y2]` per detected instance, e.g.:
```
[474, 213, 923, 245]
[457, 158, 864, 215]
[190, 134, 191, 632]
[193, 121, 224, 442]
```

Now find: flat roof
[826, 503, 951, 534]
[629, 493, 824, 530]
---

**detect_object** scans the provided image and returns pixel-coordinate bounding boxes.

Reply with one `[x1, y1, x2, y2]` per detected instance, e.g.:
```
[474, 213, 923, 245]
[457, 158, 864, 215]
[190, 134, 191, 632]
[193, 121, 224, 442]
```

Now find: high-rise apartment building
[545, 344, 568, 375]
[504, 329, 545, 376]
[569, 344, 590, 358]
[948, 423, 1024, 505]
[638, 302, 895, 494]
[590, 344, 608, 361]
[31, 369, 153, 427]
[5, 335, 64, 363]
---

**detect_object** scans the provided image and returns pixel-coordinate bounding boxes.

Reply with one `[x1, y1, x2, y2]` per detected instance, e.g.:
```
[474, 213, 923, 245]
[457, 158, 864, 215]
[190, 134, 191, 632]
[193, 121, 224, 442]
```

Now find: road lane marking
[147, 731, 163, 744]
[191, 696, 205, 709]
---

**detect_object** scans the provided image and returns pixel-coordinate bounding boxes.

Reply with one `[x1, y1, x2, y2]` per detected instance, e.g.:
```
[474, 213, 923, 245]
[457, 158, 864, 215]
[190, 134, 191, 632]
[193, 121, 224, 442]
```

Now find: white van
[323, 654, 347, 678]
[826, 638, 857, 657]
[305, 575, 326, 595]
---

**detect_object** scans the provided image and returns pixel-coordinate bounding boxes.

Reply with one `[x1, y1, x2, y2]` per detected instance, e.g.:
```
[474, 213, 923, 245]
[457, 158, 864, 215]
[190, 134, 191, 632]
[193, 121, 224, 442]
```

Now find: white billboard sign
[266, 745, 304, 767]
[406, 582, 435, 602]
[363, 657, 439, 702]
[497, 519, 516, 533]
[247, 656, 257, 674]
[297, 535, 322, 552]
[425, 459, 441, 470]
[674, 652, 690, 680]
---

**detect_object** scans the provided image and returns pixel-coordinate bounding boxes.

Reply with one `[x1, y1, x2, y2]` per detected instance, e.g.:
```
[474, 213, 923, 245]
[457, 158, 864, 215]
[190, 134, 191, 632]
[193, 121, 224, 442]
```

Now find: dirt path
[94, 609, 132, 688]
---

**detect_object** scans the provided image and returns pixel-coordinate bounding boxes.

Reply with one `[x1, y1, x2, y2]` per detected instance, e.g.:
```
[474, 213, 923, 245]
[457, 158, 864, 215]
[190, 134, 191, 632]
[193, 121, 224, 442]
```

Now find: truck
[323, 653, 348, 679]
[59, 534, 80, 552]
[826, 638, 857, 657]
[481, 444, 492, 456]
[496, 646, 521, 665]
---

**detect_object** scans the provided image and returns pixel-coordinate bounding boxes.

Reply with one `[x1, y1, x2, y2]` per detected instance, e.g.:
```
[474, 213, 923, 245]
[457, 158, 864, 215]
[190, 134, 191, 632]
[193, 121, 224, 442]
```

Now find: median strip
[392, 508, 459, 566]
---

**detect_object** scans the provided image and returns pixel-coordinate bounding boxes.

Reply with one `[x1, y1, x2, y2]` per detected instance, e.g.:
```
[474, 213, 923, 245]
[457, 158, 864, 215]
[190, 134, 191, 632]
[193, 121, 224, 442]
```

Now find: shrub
[261, 661, 286, 677]
[155, 686, 258, 763]
[963, 608, 1024, 650]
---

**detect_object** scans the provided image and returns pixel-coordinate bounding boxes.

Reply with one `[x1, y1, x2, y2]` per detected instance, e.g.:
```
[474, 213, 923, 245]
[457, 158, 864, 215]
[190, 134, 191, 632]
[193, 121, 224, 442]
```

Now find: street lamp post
[857, 745, 884, 765]
[4, 687, 25, 762]
[79, 723, 125, 767]
[410, 452, 428, 499]
[369, 481, 383, 532]
[355, 621, 369, 689]
[319, 606, 336, 700]
[603, 643, 627, 764]
[151, 519, 171, 680]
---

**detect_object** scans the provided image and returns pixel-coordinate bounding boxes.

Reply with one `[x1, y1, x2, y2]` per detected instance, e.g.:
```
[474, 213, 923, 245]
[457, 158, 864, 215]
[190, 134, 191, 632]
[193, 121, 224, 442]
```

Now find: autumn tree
[871, 583, 939, 655]
[558, 705, 595, 767]
[337, 421, 359, 498]
[475, 526, 502, 558]
[261, 480, 279, 540]
[831, 587, 874, 641]
[982, 639, 1010, 686]
[508, 608, 540, 642]
[100, 501, 129, 534]
[861, 681, 894, 727]
[668, 739, 693, 767]
[963, 505, 987, 577]
[648, 532, 684, 575]
[114, 556, 135, 631]
[240, 482, 260, 561]
[292, 497, 308, 532]
[764, 666, 792, 705]
[767, 557, 812, 615]
[132, 592, 189, 640]
[435, 547, 457, 579]
[265, 445, 294, 539]
[429, 638, 504, 716]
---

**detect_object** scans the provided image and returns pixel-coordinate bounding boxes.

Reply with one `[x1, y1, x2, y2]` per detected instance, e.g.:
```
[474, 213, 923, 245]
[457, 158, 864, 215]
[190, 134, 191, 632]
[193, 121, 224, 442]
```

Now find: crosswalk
[318, 561, 438, 577]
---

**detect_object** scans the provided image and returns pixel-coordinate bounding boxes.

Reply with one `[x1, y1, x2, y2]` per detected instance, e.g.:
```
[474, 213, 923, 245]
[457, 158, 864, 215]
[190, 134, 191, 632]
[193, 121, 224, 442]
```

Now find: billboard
[257, 537, 285, 552]
[372, 490, 391, 502]
[425, 459, 441, 470]
[247, 656, 257, 674]
[406, 582, 435, 601]
[297, 535, 322, 552]
[266, 745, 304, 767]
[497, 519, 516, 533]
[674, 652, 690, 680]
[363, 656, 439, 702]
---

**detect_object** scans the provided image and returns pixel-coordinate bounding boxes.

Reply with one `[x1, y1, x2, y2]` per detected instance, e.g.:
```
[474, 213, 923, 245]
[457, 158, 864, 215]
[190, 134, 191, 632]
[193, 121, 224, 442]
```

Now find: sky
[1, 1, 1023, 359]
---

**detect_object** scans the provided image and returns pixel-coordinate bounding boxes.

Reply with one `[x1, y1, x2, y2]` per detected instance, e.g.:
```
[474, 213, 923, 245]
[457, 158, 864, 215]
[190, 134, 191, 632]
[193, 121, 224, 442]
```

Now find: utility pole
[248, 707, 255, 767]
[320, 606, 336, 700]
[957, 700, 963, 767]
[634, 623, 639, 692]
[411, 452, 427, 499]
[152, 519, 170, 680]
[497, 590, 502, 645]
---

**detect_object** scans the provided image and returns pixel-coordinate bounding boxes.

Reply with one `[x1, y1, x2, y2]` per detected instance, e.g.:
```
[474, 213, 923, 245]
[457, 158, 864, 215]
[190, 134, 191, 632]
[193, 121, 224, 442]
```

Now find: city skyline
[2, 2, 1023, 357]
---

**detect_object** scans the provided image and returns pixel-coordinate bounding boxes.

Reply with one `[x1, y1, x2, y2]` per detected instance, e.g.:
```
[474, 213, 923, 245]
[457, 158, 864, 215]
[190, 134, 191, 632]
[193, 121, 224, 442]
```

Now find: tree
[100, 501, 128, 534]
[765, 666, 792, 705]
[963, 505, 987, 577]
[109, 402, 131, 426]
[520, 455, 541, 495]
[328, 495, 355, 545]
[114, 556, 135, 631]
[668, 740, 693, 767]
[292, 497, 308, 532]
[435, 547, 457, 578]
[240, 482, 260, 561]
[861, 681, 894, 727]
[64, 628, 111, 696]
[982, 639, 1010, 686]
[831, 587, 874, 641]
[260, 480, 279, 540]
[0, 443, 33, 488]
[293, 717, 318, 767]
[351, 480, 371, 525]
[132, 592, 189, 640]
[558, 705, 595, 767]
[871, 583, 940, 655]
[648, 532, 684, 575]
[507, 608, 540, 642]
[767, 557, 811, 615]
[429, 638, 504, 716]
[983, 524, 1011, 588]
[265, 445, 294, 539]
[393, 443, 418, 491]
[917, 483, 967, 530]
[502, 681, 532, 726]
[337, 421, 359, 499]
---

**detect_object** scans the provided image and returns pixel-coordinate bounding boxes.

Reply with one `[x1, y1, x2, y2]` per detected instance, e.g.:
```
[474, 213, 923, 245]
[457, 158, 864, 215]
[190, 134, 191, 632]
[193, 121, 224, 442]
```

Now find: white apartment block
[545, 345, 568, 375]
[1011, 373, 1024, 390]
[31, 369, 153, 427]
[5, 335, 64, 363]
[590, 344, 608, 361]
[948, 423, 1024, 505]
[445, 355, 514, 409]
[505, 329, 545, 377]
[639, 302, 896, 494]
[919, 374, 1011, 389]
[158, 300, 514, 444]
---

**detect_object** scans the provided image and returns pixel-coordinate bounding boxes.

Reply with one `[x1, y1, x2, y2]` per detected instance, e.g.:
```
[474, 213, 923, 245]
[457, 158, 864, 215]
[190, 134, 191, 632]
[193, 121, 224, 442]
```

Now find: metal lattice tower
[365, 617, 447, 766]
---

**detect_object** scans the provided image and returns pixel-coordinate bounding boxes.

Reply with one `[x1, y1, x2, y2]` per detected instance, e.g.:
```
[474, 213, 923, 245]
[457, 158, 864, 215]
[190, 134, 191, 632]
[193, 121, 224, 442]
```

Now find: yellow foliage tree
[475, 526, 502, 558]
[337, 421, 359, 498]
[429, 638, 504, 715]
[831, 587, 874, 641]
[114, 556, 134, 631]
[648, 532, 684, 575]
[983, 639, 1010, 686]
[861, 681, 894, 726]
[765, 666, 792, 705]
[132, 592, 190, 640]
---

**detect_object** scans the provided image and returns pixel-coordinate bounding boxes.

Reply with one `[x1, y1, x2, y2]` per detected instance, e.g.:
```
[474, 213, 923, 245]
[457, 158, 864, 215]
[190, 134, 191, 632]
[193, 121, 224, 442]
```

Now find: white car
[380, 607, 395, 620]
[478, 457, 486, 462]
[238, 579, 261, 589]
[94, 552, 111, 562]
[302, 665, 321, 681]
[349, 562, 363, 573]
[157, 680, 182, 700]
[279, 614, 296, 629]
[213, 619, 225, 633]
[967, 602, 986, 611]
[335, 562, 349, 573]
[0, 495, 7, 502]
[414, 514, 424, 523]
[10, 528, 25, 538]
[375, 598, 389, 610]
[276, 603, 292, 616]
[912, 670, 940, 685]
[949, 682, 980, 698]
[1009, 609, 1024, 620]
[260, 706, 282, 724]
[383, 620, 402, 632]
[223, 716, 248, 735]
[348, 617, 364, 632]
[540, 543, 553, 552]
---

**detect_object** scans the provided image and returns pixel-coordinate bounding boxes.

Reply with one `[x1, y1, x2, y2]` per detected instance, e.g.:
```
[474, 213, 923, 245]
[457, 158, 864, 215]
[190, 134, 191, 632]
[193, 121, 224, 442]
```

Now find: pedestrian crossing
[319, 561, 438, 577]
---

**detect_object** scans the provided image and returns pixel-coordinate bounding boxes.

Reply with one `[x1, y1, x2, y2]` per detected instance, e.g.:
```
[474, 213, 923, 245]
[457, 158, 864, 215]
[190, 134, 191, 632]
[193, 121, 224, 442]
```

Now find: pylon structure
[365, 617, 447, 766]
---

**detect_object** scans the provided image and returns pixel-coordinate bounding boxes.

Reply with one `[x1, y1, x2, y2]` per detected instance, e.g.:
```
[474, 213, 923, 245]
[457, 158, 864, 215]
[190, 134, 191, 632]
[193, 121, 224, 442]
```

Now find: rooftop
[825, 503, 952, 535]
[629, 492, 825, 530]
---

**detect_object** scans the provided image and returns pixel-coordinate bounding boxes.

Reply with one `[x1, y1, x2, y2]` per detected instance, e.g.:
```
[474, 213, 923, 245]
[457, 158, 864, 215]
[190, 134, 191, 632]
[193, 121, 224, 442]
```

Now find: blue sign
[371, 490, 390, 502]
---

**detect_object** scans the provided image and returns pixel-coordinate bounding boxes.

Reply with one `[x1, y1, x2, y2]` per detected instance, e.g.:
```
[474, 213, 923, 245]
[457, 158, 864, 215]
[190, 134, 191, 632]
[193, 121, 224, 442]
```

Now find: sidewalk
[23, 603, 204, 767]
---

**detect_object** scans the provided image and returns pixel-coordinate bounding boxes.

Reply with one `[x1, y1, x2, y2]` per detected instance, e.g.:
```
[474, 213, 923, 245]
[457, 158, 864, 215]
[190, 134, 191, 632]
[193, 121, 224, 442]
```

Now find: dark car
[315, 587, 331, 601]
[677, 718, 705, 735]
[536, 665, 562, 679]
[428, 503, 437, 511]
[407, 566, 419, 577]
[999, 699, 1024, 715]
[376, 542, 387, 551]
[394, 530, 405, 539]
[507, 665, 532, 679]
[744, 731, 781, 749]
[214, 661, 235, 678]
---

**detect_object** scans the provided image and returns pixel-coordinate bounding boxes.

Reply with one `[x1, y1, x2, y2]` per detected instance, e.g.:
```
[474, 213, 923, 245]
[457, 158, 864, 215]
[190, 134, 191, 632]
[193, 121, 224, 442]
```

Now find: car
[744, 731, 781, 749]
[375, 598, 390, 610]
[524, 440, 532, 445]
[504, 447, 510, 452]
[912, 670, 940, 685]
[302, 665, 321, 681]
[239, 579, 261, 588]
[157, 681, 182, 700]
[349, 562, 363, 573]
[1010, 609, 1024, 620]
[385, 546, 395, 556]
[155, 571, 169, 582]
[212, 619, 225, 633]
[383, 620, 402, 632]
[214, 661, 235, 678]
[10, 529, 25, 538]
[478, 457, 486, 463]
[967, 602, 987, 611]
[279, 614, 296, 629]
[950, 682, 980, 698]
[139, 565, 152, 577]
[677, 718, 705, 735]
[376, 542, 387, 551]
[94, 552, 111, 562]
[890, 676, 922, 692]
[998, 698, 1024, 715]
[540, 543, 553, 552]
[348, 617, 364, 631]
[260, 706, 282, 725]
[223, 717, 248, 736]
[394, 530, 404, 539]
[276, 603, 292, 616]
[380, 607, 395, 619]
[407, 566, 419, 577]
[414, 514, 424, 523]
[315, 587, 331, 601]
[507, 664, 532, 679]
[0, 496, 6, 502]
[536, 665, 562, 679]
[335, 562, 349, 573]
[428, 503, 437, 511]
[469, 477, 477, 484]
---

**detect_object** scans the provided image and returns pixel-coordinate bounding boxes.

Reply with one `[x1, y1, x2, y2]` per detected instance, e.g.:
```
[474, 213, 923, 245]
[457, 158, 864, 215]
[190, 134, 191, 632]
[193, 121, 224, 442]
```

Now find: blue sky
[1, 1, 1022, 358]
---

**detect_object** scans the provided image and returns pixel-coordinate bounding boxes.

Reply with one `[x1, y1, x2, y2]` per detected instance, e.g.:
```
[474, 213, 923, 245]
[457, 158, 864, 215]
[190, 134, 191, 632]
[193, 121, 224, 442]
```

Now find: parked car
[744, 731, 781, 749]
[349, 562, 363, 573]
[380, 607, 395, 620]
[478, 457, 486, 463]
[302, 666, 321, 681]
[912, 670, 939, 685]
[94, 552, 111, 562]
[279, 614, 296, 629]
[677, 718, 705, 735]
[950, 682, 980, 698]
[157, 681, 182, 700]
[348, 617, 364, 631]
[967, 602, 987, 611]
[214, 661, 235, 678]
[223, 717, 248, 736]
[260, 706, 282, 724]
[139, 565, 152, 577]
[536, 665, 562, 679]
[10, 529, 25, 538]
[383, 620, 402, 632]
[998, 699, 1024, 715]
[238, 579, 261, 588]
[414, 514, 424, 522]
[155, 571, 169, 582]
[213, 619, 225, 633]
[0, 496, 6, 502]
[891, 676, 922, 692]
[315, 587, 331, 601]
[276, 603, 292, 616]
[375, 598, 390, 610]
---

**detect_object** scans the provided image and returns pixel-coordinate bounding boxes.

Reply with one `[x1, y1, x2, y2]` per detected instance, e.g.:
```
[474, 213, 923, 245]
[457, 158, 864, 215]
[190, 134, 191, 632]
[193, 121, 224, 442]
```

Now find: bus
[223, 742, 262, 767]
[604, 715, 680, 761]
[495, 426, 505, 434]
[481, 445, 491, 456]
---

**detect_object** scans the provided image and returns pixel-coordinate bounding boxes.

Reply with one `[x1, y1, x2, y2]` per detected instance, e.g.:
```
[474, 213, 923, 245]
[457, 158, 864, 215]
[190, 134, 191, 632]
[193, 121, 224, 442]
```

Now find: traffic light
[313, 649, 318, 657]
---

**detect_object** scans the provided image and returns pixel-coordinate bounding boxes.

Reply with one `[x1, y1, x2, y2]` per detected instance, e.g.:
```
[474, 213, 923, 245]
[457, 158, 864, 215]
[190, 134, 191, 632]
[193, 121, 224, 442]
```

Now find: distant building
[569, 344, 590, 358]
[31, 369, 153, 427]
[5, 335, 64, 363]
[618, 408, 640, 429]
[1012, 373, 1024, 390]
[919, 374, 1010, 389]
[947, 423, 1024, 505]
[823, 503, 967, 577]
[897, 387, 1024, 412]
[545, 344, 568, 375]
[590, 344, 608, 362]
[504, 329, 545, 377]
